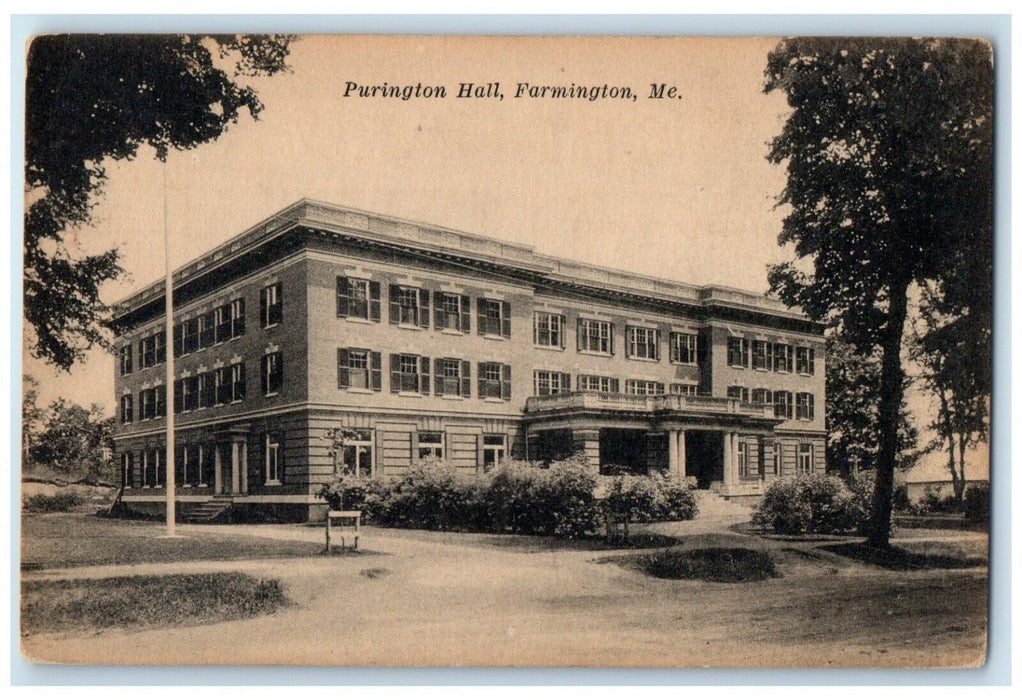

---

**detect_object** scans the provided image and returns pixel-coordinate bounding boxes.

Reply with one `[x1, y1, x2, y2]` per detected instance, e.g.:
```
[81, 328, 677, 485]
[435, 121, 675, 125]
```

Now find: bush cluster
[601, 474, 698, 522]
[963, 483, 989, 523]
[752, 474, 862, 535]
[23, 491, 83, 513]
[317, 458, 698, 539]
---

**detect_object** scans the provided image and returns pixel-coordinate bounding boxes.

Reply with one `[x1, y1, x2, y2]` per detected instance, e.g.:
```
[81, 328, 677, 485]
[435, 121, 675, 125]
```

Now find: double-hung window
[727, 385, 749, 403]
[669, 382, 698, 396]
[482, 435, 507, 471]
[751, 388, 773, 405]
[261, 283, 283, 328]
[797, 443, 814, 475]
[796, 346, 816, 375]
[265, 434, 282, 484]
[214, 367, 231, 405]
[773, 390, 793, 420]
[727, 337, 749, 367]
[478, 362, 511, 400]
[337, 277, 381, 321]
[578, 318, 613, 354]
[626, 326, 660, 360]
[417, 432, 444, 460]
[434, 358, 471, 398]
[230, 299, 246, 338]
[625, 379, 664, 395]
[533, 312, 565, 348]
[774, 343, 793, 373]
[579, 374, 619, 393]
[390, 353, 430, 394]
[390, 285, 430, 327]
[669, 332, 697, 364]
[198, 311, 215, 348]
[197, 372, 214, 409]
[435, 292, 470, 332]
[341, 430, 373, 478]
[119, 346, 133, 375]
[120, 394, 133, 424]
[261, 352, 283, 396]
[752, 340, 769, 370]
[533, 370, 571, 396]
[230, 362, 246, 402]
[338, 348, 382, 392]
[796, 392, 815, 421]
[214, 305, 230, 343]
[478, 298, 511, 338]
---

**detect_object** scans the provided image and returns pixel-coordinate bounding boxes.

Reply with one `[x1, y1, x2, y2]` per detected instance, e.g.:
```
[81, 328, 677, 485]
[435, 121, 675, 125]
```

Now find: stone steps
[692, 489, 754, 520]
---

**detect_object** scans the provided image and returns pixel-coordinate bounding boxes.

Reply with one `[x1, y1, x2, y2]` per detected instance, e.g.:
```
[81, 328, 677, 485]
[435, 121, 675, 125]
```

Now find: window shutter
[609, 323, 615, 355]
[390, 354, 401, 393]
[460, 360, 472, 398]
[656, 382, 665, 395]
[369, 281, 381, 322]
[370, 351, 382, 392]
[237, 365, 246, 400]
[477, 363, 485, 398]
[260, 288, 268, 327]
[337, 277, 349, 317]
[434, 358, 444, 396]
[501, 301, 511, 338]
[625, 326, 633, 358]
[433, 291, 444, 329]
[460, 294, 471, 333]
[337, 349, 350, 389]
[808, 348, 815, 374]
[559, 315, 566, 348]
[173, 380, 183, 414]
[419, 288, 431, 328]
[610, 378, 620, 393]
[260, 356, 269, 395]
[477, 298, 486, 335]
[501, 364, 511, 401]
[808, 394, 815, 421]
[273, 285, 283, 325]
[577, 318, 584, 351]
[532, 314, 538, 345]
[420, 355, 431, 395]
[389, 285, 400, 324]
[173, 324, 183, 358]
[654, 330, 661, 361]
[561, 372, 571, 391]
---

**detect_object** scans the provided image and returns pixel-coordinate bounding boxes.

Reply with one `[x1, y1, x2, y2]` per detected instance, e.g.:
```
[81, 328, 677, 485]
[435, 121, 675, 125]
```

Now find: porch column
[668, 429, 679, 481]
[239, 440, 249, 495]
[723, 432, 737, 488]
[214, 444, 223, 494]
[678, 429, 686, 483]
[572, 429, 601, 472]
[231, 441, 241, 494]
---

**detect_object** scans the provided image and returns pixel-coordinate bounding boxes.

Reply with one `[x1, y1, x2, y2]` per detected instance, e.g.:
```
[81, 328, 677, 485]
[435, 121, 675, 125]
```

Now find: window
[198, 372, 215, 409]
[341, 429, 373, 478]
[179, 375, 199, 412]
[626, 379, 664, 395]
[626, 326, 660, 360]
[142, 447, 164, 487]
[774, 343, 793, 373]
[482, 434, 506, 471]
[417, 431, 444, 460]
[120, 394, 133, 424]
[230, 362, 246, 402]
[773, 390, 793, 420]
[139, 389, 152, 420]
[578, 318, 613, 354]
[154, 385, 166, 417]
[796, 392, 815, 421]
[726, 385, 749, 403]
[669, 332, 697, 364]
[435, 292, 470, 332]
[214, 305, 230, 343]
[337, 277, 381, 321]
[338, 349, 382, 392]
[230, 298, 246, 338]
[139, 331, 166, 369]
[434, 358, 471, 397]
[478, 298, 511, 338]
[797, 443, 814, 475]
[214, 367, 230, 405]
[478, 362, 512, 400]
[182, 318, 199, 355]
[265, 434, 282, 484]
[669, 383, 698, 396]
[534, 370, 571, 396]
[773, 442, 782, 475]
[390, 285, 430, 327]
[751, 388, 773, 405]
[796, 346, 816, 375]
[121, 452, 133, 487]
[176, 444, 203, 488]
[119, 346, 133, 375]
[752, 340, 769, 370]
[391, 353, 431, 394]
[261, 352, 283, 395]
[738, 439, 749, 477]
[533, 312, 565, 348]
[261, 283, 283, 327]
[727, 337, 749, 367]
[579, 374, 619, 393]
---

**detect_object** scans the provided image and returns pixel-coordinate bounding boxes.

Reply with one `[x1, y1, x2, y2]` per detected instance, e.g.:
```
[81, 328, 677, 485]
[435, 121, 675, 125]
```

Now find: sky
[22, 34, 986, 481]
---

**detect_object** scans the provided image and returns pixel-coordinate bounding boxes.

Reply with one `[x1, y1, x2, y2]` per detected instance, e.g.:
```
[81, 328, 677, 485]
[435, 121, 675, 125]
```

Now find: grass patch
[611, 547, 779, 583]
[822, 542, 987, 570]
[21, 572, 291, 635]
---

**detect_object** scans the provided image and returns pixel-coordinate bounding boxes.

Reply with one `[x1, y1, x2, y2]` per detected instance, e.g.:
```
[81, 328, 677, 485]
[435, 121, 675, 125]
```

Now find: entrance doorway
[685, 430, 723, 489]
[599, 428, 649, 475]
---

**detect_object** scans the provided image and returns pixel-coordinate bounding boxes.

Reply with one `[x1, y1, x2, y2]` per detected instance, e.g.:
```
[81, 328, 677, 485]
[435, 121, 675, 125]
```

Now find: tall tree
[29, 398, 115, 482]
[25, 34, 295, 370]
[825, 333, 918, 478]
[764, 38, 993, 548]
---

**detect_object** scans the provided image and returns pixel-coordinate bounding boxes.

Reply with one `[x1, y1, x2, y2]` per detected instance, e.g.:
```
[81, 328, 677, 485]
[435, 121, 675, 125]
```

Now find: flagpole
[163, 159, 176, 536]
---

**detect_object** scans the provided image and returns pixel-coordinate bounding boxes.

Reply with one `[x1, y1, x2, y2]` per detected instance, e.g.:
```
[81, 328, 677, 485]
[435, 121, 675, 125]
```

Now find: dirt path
[21, 522, 987, 668]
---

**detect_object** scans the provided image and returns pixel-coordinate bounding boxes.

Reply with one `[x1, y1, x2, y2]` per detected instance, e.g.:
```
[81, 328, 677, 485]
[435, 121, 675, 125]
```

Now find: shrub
[23, 491, 83, 513]
[602, 474, 697, 522]
[487, 458, 599, 538]
[918, 485, 963, 514]
[315, 474, 389, 523]
[377, 458, 479, 531]
[752, 474, 860, 535]
[658, 477, 699, 521]
[633, 547, 777, 582]
[892, 483, 911, 512]
[963, 482, 989, 524]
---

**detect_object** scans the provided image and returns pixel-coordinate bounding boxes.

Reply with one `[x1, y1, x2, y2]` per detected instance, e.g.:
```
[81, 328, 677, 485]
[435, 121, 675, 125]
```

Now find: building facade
[112, 200, 826, 521]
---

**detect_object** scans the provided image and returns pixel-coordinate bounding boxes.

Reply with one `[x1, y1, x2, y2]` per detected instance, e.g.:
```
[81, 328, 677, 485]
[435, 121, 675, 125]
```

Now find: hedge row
[317, 458, 698, 539]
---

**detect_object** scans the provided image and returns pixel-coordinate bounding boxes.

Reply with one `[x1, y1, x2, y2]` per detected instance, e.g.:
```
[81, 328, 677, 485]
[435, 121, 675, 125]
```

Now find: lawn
[21, 513, 326, 570]
[21, 572, 291, 635]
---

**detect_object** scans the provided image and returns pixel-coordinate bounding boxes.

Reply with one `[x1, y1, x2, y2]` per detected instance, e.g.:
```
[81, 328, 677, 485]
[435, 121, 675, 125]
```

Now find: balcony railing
[524, 391, 776, 419]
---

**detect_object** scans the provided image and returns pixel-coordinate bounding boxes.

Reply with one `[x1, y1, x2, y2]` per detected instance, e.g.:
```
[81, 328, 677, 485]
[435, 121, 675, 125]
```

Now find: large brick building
[111, 199, 826, 521]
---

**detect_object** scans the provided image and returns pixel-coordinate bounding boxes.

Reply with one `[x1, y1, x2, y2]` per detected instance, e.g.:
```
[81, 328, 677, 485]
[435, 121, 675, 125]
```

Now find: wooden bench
[325, 510, 362, 552]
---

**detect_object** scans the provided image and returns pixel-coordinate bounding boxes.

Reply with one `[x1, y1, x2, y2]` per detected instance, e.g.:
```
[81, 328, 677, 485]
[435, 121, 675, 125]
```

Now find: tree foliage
[25, 34, 295, 370]
[764, 38, 992, 547]
[28, 398, 115, 481]
[825, 333, 918, 477]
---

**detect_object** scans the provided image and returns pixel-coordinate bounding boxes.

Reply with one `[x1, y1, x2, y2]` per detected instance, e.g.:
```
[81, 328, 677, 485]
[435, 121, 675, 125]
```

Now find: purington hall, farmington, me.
[111, 200, 826, 521]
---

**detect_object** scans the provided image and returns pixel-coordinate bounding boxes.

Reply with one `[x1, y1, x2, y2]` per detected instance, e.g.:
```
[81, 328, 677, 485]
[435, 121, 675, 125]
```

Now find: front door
[684, 430, 724, 489]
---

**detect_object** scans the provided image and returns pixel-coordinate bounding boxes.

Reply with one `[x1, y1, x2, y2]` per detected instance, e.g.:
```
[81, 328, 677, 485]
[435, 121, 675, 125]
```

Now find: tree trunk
[955, 432, 968, 502]
[940, 393, 962, 502]
[867, 277, 911, 549]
